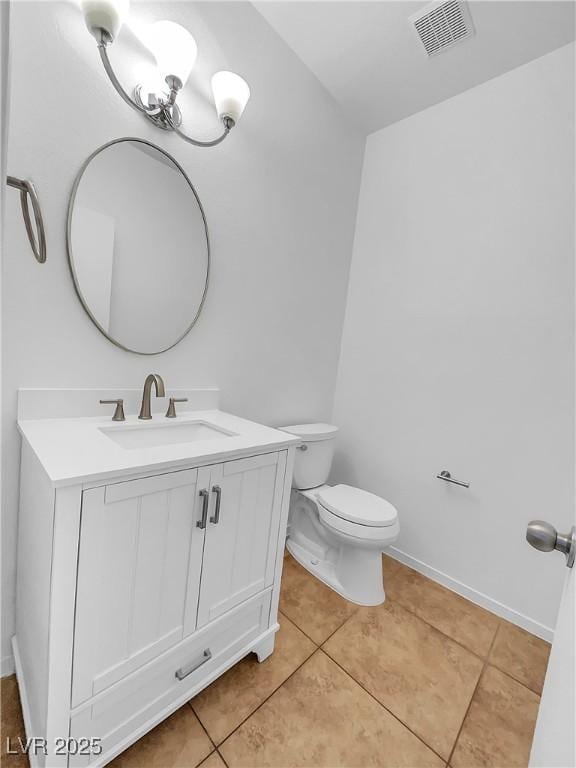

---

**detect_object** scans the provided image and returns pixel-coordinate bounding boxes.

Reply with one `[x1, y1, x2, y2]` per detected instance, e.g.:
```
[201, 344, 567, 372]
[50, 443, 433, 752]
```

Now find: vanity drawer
[69, 589, 273, 766]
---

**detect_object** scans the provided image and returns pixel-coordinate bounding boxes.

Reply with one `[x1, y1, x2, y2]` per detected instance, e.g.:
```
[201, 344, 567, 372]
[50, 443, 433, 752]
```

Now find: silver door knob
[526, 520, 576, 568]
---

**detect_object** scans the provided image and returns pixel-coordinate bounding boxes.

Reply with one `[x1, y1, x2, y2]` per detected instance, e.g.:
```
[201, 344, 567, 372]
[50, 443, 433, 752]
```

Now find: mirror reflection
[67, 139, 209, 354]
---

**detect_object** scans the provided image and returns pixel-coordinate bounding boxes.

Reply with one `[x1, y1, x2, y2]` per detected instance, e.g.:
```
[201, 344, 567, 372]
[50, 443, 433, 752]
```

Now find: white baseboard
[388, 546, 554, 643]
[1, 652, 15, 677]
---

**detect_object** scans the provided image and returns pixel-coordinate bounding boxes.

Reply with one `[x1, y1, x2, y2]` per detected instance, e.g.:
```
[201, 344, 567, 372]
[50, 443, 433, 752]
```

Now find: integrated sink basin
[17, 389, 301, 487]
[100, 420, 236, 450]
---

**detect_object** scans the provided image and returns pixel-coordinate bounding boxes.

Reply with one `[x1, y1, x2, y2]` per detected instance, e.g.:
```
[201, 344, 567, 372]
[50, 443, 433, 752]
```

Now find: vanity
[13, 386, 298, 768]
[11, 118, 301, 767]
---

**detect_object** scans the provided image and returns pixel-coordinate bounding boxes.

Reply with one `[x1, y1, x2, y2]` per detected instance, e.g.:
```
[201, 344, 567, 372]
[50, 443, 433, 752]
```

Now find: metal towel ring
[6, 175, 47, 263]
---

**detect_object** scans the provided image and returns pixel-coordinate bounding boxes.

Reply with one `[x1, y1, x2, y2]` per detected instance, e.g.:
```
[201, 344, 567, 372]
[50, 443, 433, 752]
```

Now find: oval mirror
[67, 138, 209, 354]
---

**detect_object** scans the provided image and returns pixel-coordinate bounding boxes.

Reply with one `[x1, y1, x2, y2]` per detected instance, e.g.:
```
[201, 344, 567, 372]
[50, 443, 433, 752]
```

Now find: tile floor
[1, 554, 550, 768]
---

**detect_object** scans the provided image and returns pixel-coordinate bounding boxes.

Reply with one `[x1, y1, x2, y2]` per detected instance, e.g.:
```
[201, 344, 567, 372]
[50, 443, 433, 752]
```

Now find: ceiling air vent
[410, 0, 475, 57]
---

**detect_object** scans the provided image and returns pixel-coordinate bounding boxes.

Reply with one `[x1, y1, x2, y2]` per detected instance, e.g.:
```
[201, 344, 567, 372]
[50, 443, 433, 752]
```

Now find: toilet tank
[281, 423, 339, 490]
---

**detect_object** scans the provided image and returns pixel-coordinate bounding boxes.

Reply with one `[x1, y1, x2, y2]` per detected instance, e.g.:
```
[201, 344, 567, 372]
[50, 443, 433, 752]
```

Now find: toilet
[281, 423, 399, 606]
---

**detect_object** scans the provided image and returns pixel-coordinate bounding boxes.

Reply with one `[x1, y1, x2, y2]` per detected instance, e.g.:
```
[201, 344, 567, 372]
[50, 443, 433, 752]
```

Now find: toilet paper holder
[436, 470, 470, 488]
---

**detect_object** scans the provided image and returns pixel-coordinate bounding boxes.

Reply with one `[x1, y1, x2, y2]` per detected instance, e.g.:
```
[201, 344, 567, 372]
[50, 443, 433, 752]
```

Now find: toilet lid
[317, 484, 397, 528]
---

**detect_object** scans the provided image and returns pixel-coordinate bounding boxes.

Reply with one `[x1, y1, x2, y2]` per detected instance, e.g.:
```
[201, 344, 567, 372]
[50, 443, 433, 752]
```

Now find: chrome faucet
[138, 374, 166, 420]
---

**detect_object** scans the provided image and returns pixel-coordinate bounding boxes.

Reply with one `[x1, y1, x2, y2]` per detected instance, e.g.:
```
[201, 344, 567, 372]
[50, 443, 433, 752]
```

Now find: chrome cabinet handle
[175, 649, 212, 681]
[197, 489, 209, 529]
[436, 470, 470, 488]
[210, 485, 222, 524]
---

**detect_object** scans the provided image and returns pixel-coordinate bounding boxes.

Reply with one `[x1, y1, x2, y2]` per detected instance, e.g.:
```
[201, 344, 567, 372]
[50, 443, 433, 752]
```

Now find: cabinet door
[197, 452, 286, 627]
[72, 469, 205, 706]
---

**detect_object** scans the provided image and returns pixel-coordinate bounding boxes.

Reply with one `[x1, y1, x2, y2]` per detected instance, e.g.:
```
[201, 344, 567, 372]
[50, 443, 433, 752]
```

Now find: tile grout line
[215, 648, 319, 751]
[187, 699, 217, 754]
[287, 553, 500, 662]
[187, 601, 351, 757]
[281, 551, 362, 647]
[381, 591, 491, 663]
[445, 620, 502, 767]
[189, 605, 363, 753]
[186, 559, 541, 767]
[4, 553, 542, 768]
[192, 639, 319, 751]
[274, 610, 325, 647]
[278, 608, 327, 648]
[216, 746, 229, 767]
[188, 596, 538, 768]
[279, 568, 520, 763]
[487, 656, 546, 698]
[382, 580, 548, 697]
[317, 593, 534, 765]
[319, 645, 448, 765]
[281, 605, 360, 649]
[320, 590, 491, 665]
[161, 560, 544, 765]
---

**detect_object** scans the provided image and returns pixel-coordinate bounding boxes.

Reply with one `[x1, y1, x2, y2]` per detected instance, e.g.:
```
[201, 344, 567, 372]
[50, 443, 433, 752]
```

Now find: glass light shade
[147, 21, 197, 86]
[211, 71, 250, 124]
[81, 0, 130, 41]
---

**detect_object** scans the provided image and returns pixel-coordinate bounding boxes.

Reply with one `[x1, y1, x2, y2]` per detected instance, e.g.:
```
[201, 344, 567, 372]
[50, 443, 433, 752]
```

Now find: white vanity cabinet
[196, 453, 285, 627]
[14, 403, 296, 768]
[71, 469, 204, 708]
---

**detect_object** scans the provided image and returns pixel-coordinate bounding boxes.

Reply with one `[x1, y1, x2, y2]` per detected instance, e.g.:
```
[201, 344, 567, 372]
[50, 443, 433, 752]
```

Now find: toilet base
[286, 538, 386, 607]
[286, 488, 398, 606]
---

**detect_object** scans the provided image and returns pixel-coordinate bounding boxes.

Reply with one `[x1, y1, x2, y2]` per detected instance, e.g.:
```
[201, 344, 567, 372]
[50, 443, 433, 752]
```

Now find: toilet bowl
[281, 424, 400, 606]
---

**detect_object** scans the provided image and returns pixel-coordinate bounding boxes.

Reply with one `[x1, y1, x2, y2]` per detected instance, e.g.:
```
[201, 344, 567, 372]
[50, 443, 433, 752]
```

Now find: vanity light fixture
[80, 0, 251, 147]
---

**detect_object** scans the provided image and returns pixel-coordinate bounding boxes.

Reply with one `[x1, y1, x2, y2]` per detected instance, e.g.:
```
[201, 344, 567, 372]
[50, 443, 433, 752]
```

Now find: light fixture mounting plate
[133, 86, 183, 130]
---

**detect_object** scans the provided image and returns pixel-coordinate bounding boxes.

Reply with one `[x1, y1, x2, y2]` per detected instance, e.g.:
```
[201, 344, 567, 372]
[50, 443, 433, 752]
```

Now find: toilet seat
[317, 503, 399, 542]
[317, 484, 397, 528]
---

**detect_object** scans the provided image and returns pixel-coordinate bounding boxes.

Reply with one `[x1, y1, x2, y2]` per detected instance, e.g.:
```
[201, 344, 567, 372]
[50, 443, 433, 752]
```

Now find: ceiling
[254, 1, 576, 134]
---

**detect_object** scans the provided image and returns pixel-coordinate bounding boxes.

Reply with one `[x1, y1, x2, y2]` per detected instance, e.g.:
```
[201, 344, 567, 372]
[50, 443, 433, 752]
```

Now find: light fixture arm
[94, 29, 234, 148]
[163, 111, 233, 148]
[97, 33, 150, 116]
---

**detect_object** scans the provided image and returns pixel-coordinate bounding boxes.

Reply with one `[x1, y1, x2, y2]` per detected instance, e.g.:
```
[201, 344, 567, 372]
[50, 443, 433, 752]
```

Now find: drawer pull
[175, 649, 212, 681]
[210, 485, 222, 524]
[197, 489, 210, 529]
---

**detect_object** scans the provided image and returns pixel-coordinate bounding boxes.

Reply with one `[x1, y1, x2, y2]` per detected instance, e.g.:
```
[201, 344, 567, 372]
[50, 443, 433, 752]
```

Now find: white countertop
[18, 410, 300, 488]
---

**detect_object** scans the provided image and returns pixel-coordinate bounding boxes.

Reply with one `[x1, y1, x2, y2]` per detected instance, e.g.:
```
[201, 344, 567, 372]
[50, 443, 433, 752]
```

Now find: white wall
[0, 1, 364, 672]
[332, 44, 575, 638]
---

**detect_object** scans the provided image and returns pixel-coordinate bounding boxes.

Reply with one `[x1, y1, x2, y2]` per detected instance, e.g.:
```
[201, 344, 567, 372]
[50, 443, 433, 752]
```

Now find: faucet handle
[100, 399, 125, 422]
[165, 397, 188, 418]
